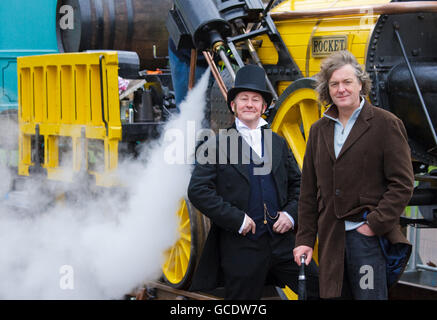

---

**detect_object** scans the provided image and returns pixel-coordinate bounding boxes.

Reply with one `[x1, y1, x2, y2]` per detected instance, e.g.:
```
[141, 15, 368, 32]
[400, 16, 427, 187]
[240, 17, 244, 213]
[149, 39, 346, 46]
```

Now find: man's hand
[356, 223, 375, 236]
[273, 211, 293, 234]
[241, 214, 256, 236]
[293, 245, 313, 266]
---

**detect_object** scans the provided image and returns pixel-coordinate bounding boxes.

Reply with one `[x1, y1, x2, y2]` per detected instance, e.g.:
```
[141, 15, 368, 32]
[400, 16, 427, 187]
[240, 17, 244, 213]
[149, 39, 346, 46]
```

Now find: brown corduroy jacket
[295, 101, 414, 299]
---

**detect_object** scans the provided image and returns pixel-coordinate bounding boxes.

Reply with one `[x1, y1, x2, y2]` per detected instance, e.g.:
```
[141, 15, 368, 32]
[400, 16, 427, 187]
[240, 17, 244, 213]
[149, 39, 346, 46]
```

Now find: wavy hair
[315, 50, 372, 106]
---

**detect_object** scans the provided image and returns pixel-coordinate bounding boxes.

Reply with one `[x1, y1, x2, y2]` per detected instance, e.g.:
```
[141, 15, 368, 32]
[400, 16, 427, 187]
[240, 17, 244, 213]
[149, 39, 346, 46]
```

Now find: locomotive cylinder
[56, 0, 173, 70]
[168, 0, 232, 50]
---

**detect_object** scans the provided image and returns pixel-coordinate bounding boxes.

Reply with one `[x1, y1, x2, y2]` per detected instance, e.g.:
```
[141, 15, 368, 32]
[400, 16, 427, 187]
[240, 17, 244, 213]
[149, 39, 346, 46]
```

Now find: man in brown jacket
[293, 51, 414, 299]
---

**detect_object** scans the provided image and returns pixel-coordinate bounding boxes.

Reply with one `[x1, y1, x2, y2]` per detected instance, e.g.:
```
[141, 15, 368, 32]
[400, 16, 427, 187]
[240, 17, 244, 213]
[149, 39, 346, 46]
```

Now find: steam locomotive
[2, 0, 437, 299]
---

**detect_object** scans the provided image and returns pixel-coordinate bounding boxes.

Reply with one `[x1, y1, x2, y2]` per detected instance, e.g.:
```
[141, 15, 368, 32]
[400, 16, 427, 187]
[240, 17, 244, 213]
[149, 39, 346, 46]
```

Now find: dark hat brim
[227, 86, 273, 113]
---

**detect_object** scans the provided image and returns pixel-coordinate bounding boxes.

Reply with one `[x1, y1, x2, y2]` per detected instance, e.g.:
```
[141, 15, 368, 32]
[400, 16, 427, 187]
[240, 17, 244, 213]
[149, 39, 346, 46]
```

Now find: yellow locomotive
[167, 0, 437, 297]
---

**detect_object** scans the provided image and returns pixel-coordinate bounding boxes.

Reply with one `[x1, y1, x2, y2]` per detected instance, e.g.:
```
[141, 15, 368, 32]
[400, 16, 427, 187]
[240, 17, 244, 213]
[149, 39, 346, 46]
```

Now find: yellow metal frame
[17, 52, 122, 187]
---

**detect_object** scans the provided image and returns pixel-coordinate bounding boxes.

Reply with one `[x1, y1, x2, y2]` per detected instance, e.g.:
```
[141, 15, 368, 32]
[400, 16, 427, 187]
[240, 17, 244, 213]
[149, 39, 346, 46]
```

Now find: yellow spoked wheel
[162, 198, 208, 289]
[268, 78, 321, 300]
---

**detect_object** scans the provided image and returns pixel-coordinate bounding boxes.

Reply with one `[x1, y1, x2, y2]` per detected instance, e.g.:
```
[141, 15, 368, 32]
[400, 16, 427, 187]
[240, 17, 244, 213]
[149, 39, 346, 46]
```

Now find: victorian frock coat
[188, 124, 304, 292]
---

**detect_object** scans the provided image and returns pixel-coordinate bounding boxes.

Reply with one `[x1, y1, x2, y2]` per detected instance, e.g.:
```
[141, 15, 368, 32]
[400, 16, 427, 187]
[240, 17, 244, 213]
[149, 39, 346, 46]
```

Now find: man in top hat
[188, 65, 319, 299]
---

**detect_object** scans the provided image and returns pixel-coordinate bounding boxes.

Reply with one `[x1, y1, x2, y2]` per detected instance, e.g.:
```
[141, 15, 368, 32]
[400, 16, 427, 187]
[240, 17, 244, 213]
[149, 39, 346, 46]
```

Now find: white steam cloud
[0, 70, 210, 299]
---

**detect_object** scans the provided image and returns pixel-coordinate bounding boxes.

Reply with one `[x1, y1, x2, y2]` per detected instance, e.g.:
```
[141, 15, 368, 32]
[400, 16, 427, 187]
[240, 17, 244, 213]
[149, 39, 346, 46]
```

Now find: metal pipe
[405, 224, 415, 272]
[227, 41, 245, 68]
[202, 51, 228, 100]
[99, 55, 108, 135]
[410, 215, 418, 270]
[417, 264, 437, 273]
[188, 48, 197, 90]
[263, 0, 276, 17]
[270, 1, 437, 21]
[227, 28, 268, 44]
[241, 28, 278, 101]
[394, 27, 437, 146]
[218, 48, 236, 80]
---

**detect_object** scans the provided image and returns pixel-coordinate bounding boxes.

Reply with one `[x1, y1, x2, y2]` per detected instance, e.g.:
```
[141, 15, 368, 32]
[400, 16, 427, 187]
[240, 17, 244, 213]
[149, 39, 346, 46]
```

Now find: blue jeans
[341, 229, 388, 300]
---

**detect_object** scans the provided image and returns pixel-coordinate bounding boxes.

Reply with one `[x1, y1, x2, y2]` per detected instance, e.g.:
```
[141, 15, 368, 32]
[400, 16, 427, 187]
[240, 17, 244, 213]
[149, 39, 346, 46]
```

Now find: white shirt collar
[234, 117, 267, 157]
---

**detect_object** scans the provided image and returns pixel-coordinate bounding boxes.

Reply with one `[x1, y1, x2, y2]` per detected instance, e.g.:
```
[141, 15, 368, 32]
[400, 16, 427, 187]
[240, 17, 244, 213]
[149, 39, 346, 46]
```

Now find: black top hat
[227, 64, 273, 113]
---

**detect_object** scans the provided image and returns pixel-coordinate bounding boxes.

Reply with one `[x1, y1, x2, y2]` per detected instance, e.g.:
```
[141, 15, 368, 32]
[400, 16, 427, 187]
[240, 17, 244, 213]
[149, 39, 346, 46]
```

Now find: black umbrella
[298, 254, 307, 300]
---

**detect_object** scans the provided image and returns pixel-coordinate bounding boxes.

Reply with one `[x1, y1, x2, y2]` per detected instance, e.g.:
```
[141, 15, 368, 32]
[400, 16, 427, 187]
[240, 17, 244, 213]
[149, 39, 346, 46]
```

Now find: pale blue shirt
[323, 98, 366, 231]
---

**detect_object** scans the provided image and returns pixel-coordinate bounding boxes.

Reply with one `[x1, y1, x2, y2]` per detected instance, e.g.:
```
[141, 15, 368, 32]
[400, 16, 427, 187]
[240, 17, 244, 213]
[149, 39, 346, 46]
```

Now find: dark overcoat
[295, 101, 415, 298]
[187, 124, 301, 291]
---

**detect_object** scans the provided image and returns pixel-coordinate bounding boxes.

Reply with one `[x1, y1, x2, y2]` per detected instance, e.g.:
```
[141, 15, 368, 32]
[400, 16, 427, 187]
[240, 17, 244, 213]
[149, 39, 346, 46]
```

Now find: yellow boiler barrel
[257, 0, 390, 95]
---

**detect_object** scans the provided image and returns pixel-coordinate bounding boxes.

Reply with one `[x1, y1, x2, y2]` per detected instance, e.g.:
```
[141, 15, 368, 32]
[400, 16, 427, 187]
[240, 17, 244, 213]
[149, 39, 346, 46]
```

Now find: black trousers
[219, 230, 319, 300]
[340, 229, 388, 300]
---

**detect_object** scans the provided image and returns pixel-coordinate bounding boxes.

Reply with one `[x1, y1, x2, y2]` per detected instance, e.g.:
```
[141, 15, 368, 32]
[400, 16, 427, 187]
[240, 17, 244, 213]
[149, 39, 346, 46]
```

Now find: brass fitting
[212, 41, 225, 53]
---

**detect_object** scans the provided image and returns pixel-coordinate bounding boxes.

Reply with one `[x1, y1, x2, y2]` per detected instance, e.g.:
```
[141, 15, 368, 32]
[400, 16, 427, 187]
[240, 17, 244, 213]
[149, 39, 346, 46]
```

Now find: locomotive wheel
[162, 199, 208, 289]
[268, 78, 321, 300]
[268, 78, 324, 169]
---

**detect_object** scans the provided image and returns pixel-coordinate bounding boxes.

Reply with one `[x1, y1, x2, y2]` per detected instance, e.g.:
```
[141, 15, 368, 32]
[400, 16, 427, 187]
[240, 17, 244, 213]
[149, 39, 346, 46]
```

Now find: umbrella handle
[299, 254, 306, 280]
[300, 254, 307, 266]
[298, 254, 307, 300]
